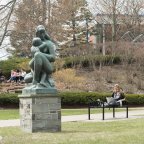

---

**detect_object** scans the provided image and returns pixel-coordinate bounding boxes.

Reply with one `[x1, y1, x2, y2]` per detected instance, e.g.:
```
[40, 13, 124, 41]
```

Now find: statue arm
[34, 41, 56, 62]
[38, 43, 47, 51]
[43, 53, 55, 62]
[44, 41, 56, 62]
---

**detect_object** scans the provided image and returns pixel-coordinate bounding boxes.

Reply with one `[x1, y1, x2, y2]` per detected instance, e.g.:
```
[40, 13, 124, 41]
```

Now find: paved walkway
[0, 109, 144, 127]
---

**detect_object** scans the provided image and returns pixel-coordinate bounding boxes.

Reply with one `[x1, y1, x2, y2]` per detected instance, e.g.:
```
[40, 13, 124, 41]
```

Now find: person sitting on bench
[106, 84, 125, 106]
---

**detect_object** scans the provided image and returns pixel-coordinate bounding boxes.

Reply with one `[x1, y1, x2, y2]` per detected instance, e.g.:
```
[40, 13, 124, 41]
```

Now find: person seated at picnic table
[19, 69, 26, 82]
[7, 69, 17, 82]
[0, 69, 5, 82]
[107, 84, 125, 106]
[15, 69, 22, 83]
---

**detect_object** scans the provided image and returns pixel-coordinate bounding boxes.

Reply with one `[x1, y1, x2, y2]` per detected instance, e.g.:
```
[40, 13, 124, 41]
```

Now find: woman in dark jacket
[111, 84, 125, 106]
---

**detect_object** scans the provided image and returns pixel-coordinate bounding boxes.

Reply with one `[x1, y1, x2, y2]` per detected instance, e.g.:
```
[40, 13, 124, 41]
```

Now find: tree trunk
[41, 0, 47, 25]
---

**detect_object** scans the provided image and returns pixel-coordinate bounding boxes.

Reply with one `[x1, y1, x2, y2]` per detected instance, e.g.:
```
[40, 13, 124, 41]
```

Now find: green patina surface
[24, 25, 57, 94]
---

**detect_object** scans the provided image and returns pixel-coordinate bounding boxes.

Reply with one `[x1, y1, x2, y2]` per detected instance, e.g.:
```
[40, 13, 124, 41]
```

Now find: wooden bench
[87, 96, 128, 120]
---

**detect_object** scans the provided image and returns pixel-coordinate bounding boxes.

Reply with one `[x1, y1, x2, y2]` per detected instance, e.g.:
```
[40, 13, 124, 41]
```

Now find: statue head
[32, 37, 42, 47]
[36, 25, 51, 41]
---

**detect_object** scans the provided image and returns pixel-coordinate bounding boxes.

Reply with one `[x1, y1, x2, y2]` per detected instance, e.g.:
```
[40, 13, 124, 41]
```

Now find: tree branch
[0, 0, 17, 46]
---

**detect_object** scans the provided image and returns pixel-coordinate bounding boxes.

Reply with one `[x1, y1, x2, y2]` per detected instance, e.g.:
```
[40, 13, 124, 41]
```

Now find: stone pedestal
[19, 87, 61, 133]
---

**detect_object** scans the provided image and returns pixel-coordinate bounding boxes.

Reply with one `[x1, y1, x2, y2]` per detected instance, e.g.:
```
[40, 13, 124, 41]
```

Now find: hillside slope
[54, 64, 144, 94]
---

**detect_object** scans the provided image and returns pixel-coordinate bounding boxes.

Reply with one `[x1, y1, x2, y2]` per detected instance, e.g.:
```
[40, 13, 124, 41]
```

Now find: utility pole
[48, 0, 51, 32]
[72, 17, 76, 47]
[86, 17, 89, 44]
[71, 0, 76, 47]
[41, 0, 47, 25]
[102, 24, 106, 56]
[94, 33, 97, 49]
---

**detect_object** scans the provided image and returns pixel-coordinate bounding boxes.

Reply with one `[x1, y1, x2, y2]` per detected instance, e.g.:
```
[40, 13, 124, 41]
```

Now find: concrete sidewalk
[0, 109, 144, 127]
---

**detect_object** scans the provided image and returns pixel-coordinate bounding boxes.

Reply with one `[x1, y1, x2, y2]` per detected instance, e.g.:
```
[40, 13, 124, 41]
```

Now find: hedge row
[0, 92, 144, 108]
[63, 55, 121, 68]
[0, 93, 19, 107]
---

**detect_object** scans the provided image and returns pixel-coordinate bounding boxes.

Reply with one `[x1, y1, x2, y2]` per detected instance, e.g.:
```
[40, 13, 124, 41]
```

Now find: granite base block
[19, 93, 61, 133]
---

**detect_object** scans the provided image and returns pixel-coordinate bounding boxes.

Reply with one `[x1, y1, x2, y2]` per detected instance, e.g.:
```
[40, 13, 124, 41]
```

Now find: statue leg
[40, 71, 48, 87]
[42, 57, 53, 74]
[33, 53, 42, 84]
[29, 58, 34, 70]
[33, 52, 54, 86]
[41, 55, 55, 87]
[40, 72, 55, 87]
[24, 59, 34, 83]
[24, 72, 33, 83]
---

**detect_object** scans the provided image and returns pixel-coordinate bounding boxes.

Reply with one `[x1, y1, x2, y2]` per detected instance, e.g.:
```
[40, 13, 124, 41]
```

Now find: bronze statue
[24, 25, 56, 89]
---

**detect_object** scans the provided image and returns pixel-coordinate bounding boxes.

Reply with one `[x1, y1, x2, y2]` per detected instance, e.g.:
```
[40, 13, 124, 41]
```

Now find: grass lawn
[0, 109, 102, 120]
[0, 108, 144, 120]
[0, 109, 19, 120]
[0, 118, 144, 144]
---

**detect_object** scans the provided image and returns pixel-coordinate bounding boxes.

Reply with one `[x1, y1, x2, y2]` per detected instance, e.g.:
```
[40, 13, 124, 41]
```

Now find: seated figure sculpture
[24, 25, 56, 89]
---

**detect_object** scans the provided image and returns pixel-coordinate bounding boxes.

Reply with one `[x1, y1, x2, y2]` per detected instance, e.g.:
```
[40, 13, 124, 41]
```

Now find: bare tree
[53, 0, 88, 46]
[0, 0, 17, 47]
[122, 0, 144, 35]
[91, 0, 125, 54]
[10, 0, 56, 56]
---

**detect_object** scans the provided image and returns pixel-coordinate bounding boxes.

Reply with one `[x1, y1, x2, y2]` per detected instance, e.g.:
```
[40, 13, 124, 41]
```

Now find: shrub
[53, 69, 86, 90]
[63, 55, 121, 68]
[0, 93, 19, 107]
[126, 94, 144, 105]
[0, 92, 144, 108]
[58, 91, 111, 106]
[54, 58, 65, 71]
[0, 57, 30, 78]
[59, 92, 144, 107]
